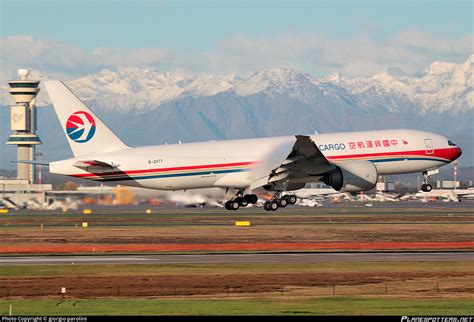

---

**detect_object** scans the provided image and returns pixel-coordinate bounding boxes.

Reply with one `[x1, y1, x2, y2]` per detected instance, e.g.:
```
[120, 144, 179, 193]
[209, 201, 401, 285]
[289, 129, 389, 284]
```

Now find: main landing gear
[225, 193, 258, 210]
[263, 193, 297, 211]
[224, 191, 298, 211]
[421, 171, 433, 192]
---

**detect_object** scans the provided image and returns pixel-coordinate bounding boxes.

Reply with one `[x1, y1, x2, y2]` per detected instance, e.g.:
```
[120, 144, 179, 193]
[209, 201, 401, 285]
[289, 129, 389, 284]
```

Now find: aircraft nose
[452, 147, 462, 161]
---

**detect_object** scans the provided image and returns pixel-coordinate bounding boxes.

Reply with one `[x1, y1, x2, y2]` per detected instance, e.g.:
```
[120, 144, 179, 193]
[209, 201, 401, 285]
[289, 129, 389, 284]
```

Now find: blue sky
[2, 0, 471, 50]
[1, 0, 472, 78]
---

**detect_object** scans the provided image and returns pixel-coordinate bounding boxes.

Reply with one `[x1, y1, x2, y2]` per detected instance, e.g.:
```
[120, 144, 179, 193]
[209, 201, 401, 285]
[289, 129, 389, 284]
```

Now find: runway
[0, 252, 472, 265]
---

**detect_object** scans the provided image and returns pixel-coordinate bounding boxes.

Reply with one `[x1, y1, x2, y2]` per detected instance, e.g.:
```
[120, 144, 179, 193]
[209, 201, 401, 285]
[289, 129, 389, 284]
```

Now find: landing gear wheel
[287, 195, 297, 205]
[263, 201, 271, 211]
[277, 197, 288, 208]
[225, 201, 233, 210]
[236, 197, 248, 207]
[244, 194, 258, 204]
[269, 201, 279, 211]
[421, 184, 432, 192]
[230, 200, 240, 210]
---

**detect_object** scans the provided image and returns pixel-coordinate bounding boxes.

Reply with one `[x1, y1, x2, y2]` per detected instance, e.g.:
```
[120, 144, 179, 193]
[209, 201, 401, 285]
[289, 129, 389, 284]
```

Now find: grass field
[1, 297, 473, 315]
[1, 207, 473, 315]
[1, 261, 473, 276]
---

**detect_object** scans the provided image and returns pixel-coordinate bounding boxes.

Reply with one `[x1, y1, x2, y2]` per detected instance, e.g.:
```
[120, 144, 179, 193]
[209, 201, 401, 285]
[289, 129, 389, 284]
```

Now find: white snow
[0, 56, 472, 113]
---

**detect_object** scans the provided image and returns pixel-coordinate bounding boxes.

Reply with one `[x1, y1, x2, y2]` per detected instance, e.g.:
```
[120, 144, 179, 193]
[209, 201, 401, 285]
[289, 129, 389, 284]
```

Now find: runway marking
[0, 256, 153, 263]
[0, 252, 473, 265]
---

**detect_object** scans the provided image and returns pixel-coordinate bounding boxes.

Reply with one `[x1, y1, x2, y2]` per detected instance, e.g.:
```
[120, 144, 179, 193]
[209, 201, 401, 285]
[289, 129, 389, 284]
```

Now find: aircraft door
[424, 139, 434, 154]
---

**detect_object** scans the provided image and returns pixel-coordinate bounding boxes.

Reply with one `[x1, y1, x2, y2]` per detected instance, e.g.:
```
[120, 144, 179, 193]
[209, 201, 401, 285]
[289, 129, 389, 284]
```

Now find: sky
[0, 0, 473, 80]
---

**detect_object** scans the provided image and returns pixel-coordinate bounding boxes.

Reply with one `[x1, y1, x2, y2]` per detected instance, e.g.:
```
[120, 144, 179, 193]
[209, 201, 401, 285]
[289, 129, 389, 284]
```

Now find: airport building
[376, 181, 395, 192]
[1, 69, 52, 208]
[436, 180, 461, 189]
[0, 178, 52, 208]
[7, 69, 43, 183]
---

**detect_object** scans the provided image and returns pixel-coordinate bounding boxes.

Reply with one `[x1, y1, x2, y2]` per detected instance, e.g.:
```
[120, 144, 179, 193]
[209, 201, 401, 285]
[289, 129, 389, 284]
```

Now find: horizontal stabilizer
[11, 160, 49, 166]
[73, 160, 121, 173]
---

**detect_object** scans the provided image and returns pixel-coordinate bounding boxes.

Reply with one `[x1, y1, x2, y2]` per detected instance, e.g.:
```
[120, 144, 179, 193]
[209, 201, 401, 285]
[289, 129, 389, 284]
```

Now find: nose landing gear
[421, 171, 433, 192]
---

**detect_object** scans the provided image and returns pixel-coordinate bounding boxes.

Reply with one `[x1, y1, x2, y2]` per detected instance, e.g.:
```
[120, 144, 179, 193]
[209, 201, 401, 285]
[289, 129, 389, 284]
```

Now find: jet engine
[321, 160, 378, 192]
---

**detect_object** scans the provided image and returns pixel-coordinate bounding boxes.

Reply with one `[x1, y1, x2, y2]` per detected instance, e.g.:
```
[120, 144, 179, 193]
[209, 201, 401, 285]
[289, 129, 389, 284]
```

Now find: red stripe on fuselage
[326, 147, 460, 161]
[73, 161, 257, 178]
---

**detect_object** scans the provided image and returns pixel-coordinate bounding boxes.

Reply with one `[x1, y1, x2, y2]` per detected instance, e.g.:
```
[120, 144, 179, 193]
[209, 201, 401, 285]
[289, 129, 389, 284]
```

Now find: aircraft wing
[249, 135, 335, 191]
[73, 160, 121, 173]
[291, 135, 330, 162]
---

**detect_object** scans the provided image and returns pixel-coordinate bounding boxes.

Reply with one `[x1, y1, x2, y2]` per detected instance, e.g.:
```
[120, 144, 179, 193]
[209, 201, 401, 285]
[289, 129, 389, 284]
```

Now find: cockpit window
[448, 140, 457, 146]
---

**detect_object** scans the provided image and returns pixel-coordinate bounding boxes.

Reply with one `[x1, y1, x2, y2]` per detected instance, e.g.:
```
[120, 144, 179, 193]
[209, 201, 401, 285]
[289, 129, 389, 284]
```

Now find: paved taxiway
[0, 252, 472, 265]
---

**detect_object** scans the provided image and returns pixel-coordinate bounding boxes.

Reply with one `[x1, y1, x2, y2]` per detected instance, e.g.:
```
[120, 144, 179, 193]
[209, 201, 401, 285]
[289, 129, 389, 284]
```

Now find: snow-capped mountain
[1, 55, 472, 113]
[325, 55, 473, 114]
[0, 56, 472, 167]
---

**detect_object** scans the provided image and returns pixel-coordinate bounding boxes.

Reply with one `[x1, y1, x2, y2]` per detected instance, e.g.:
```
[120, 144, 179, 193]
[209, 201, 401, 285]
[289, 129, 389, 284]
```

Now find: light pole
[453, 160, 458, 191]
[35, 152, 43, 205]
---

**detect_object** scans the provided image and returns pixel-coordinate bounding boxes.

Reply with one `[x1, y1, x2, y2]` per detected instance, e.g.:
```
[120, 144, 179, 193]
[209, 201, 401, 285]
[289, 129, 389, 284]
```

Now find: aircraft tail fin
[44, 81, 129, 157]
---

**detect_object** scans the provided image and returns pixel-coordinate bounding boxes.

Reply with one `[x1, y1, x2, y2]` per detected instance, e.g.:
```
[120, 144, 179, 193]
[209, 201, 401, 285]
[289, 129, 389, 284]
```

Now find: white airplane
[297, 198, 323, 208]
[39, 81, 462, 211]
[415, 189, 459, 202]
[23, 197, 79, 211]
[372, 192, 400, 202]
[288, 188, 353, 203]
[415, 188, 474, 202]
[165, 191, 224, 208]
[0, 198, 19, 210]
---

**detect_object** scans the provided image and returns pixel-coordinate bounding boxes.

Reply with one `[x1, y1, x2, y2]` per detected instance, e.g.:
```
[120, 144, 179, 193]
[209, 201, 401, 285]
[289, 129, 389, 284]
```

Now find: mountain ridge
[1, 56, 472, 114]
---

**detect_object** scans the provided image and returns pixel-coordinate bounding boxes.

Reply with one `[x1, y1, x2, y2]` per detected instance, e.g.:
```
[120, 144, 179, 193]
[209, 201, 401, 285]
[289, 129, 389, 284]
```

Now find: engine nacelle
[321, 160, 378, 192]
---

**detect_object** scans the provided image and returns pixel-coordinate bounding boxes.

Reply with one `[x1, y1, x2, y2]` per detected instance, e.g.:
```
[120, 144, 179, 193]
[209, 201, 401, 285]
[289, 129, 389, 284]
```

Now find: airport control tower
[6, 69, 42, 183]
